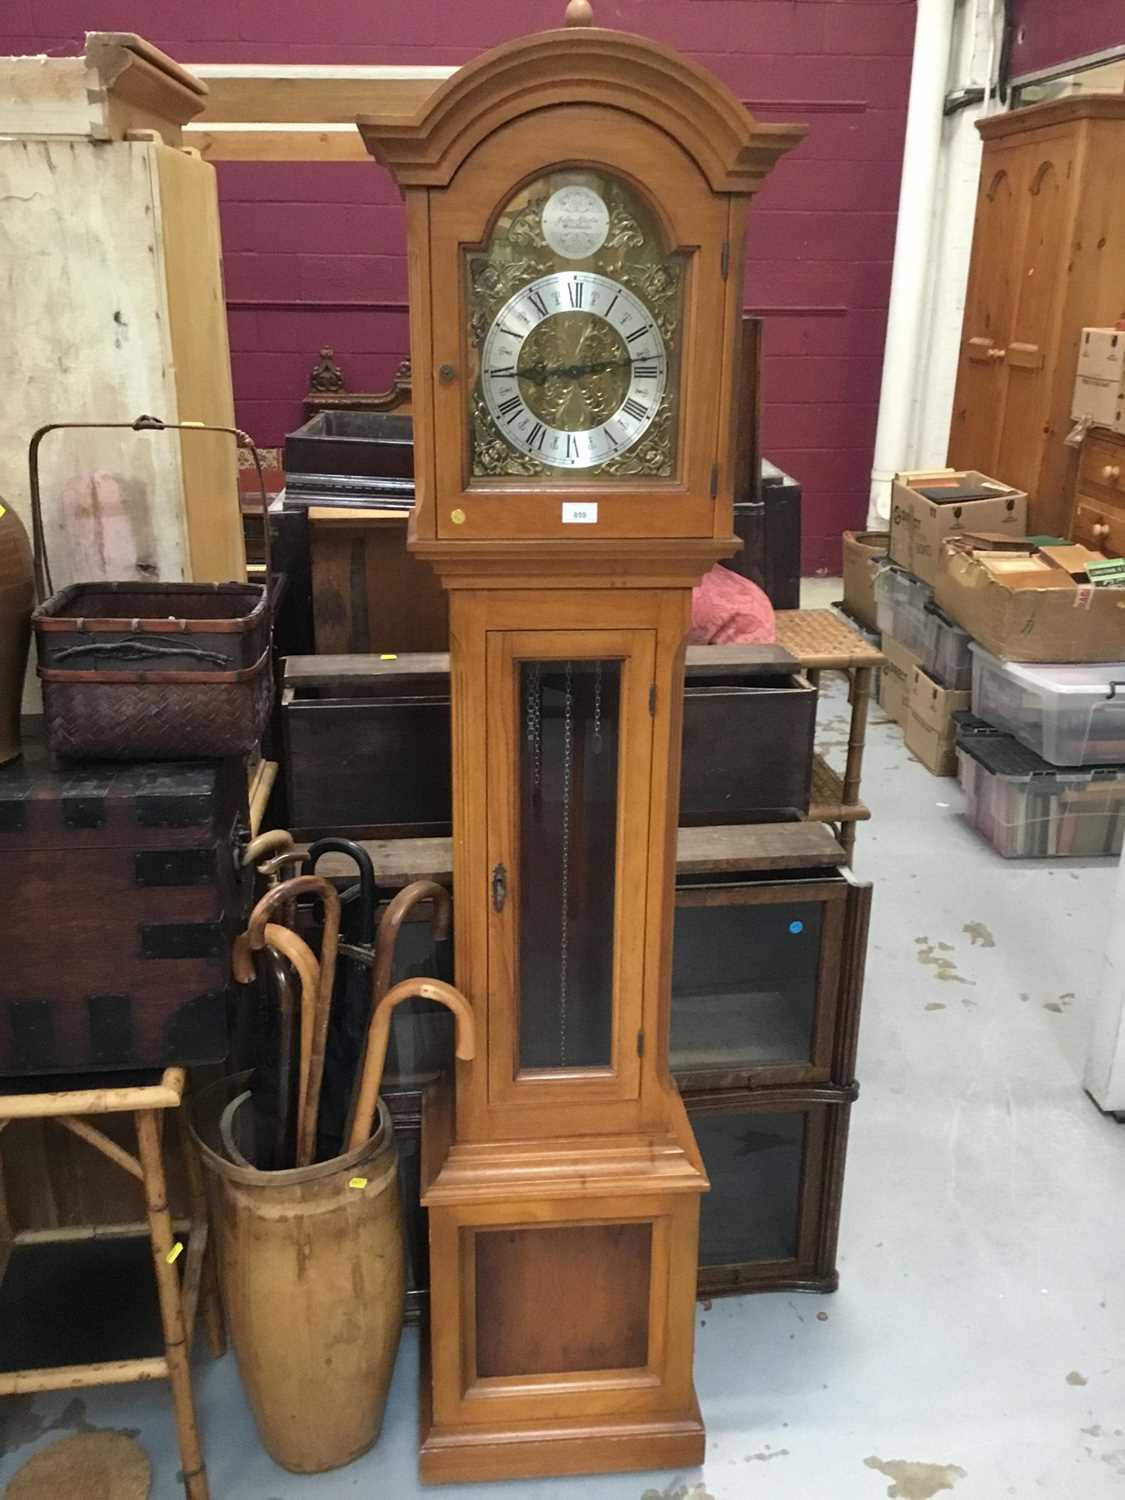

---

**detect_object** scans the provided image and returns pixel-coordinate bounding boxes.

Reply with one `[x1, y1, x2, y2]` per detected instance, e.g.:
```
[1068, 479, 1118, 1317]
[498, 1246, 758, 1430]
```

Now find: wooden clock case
[360, 18, 802, 1485]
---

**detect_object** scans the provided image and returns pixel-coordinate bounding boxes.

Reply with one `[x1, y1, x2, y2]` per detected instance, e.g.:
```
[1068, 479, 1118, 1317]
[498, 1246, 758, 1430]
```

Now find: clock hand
[516, 356, 634, 384]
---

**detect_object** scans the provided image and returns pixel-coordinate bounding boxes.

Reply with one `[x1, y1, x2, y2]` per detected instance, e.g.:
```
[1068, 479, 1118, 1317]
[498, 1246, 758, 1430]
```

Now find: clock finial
[565, 0, 594, 25]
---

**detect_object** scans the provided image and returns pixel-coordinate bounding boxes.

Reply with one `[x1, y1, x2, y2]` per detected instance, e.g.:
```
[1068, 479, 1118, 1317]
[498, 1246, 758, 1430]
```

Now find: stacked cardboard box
[1072, 326, 1125, 433]
[875, 471, 1028, 774]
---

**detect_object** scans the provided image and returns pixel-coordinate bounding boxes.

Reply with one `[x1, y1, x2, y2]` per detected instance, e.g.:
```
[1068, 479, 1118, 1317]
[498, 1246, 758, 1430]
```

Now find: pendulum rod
[559, 661, 573, 1066]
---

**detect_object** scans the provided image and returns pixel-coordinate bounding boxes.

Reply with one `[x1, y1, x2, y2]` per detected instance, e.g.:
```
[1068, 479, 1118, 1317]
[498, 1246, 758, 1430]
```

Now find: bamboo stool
[0, 1068, 224, 1500]
[774, 609, 886, 863]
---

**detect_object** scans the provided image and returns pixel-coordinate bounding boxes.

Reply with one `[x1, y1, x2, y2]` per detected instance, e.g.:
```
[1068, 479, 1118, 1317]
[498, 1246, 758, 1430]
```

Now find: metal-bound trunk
[0, 735, 246, 1073]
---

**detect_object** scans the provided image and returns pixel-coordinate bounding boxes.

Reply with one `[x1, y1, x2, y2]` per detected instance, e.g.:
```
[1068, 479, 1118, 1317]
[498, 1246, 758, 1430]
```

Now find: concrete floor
[3, 586, 1124, 1499]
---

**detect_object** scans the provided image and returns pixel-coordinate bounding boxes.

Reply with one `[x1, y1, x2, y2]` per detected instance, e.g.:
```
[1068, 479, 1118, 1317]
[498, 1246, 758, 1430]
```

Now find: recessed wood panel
[474, 1222, 651, 1379]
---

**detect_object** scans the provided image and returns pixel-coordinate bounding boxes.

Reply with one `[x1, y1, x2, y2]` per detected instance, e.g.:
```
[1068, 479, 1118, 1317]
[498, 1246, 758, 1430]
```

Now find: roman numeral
[567, 280, 584, 309]
[526, 422, 546, 451]
[565, 434, 578, 460]
[605, 291, 620, 318]
[488, 365, 517, 379]
[625, 324, 653, 344]
[498, 325, 523, 339]
[526, 290, 549, 318]
[633, 363, 659, 379]
[497, 395, 522, 422]
[622, 398, 648, 421]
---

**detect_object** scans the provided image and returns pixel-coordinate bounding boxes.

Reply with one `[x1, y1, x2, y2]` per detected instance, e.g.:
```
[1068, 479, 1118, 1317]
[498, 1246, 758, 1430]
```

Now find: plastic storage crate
[873, 563, 933, 656]
[970, 644, 1125, 767]
[956, 729, 1125, 858]
[921, 602, 972, 690]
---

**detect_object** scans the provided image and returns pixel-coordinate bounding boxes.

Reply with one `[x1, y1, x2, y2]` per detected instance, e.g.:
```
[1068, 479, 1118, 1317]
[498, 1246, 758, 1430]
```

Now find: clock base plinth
[419, 1368, 705, 1485]
[419, 1085, 707, 1485]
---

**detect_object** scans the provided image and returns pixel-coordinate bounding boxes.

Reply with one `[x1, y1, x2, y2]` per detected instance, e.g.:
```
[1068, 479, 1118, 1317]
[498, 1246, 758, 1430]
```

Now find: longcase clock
[360, 5, 803, 1483]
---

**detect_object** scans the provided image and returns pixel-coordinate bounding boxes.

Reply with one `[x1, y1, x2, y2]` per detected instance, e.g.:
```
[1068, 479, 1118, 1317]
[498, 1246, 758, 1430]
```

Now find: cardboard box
[1072, 374, 1122, 429]
[904, 664, 970, 776]
[842, 529, 888, 631]
[889, 469, 1027, 585]
[1074, 328, 1125, 432]
[935, 535, 1125, 663]
[1078, 327, 1124, 385]
[878, 633, 922, 729]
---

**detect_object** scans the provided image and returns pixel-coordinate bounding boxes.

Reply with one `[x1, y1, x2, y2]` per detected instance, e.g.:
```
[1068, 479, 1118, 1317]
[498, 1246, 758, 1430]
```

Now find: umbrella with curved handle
[347, 978, 475, 1153]
[246, 876, 340, 1167]
[234, 920, 321, 1155]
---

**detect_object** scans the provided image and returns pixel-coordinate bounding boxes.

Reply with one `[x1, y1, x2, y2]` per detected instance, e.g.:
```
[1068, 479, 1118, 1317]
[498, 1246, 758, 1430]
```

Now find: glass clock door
[486, 629, 656, 1114]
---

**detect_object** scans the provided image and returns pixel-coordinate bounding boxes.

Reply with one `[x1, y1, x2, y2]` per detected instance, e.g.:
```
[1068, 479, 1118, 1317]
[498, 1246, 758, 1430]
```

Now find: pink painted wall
[1010, 0, 1124, 80]
[4, 1, 915, 574]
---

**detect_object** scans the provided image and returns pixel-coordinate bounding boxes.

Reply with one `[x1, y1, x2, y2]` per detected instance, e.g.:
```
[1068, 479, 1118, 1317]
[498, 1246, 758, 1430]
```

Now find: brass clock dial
[466, 170, 684, 481]
[480, 270, 667, 470]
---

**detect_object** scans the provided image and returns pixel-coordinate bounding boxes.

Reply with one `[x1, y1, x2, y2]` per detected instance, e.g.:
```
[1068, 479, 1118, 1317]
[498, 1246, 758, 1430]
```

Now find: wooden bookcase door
[669, 877, 848, 1090]
[485, 627, 656, 1126]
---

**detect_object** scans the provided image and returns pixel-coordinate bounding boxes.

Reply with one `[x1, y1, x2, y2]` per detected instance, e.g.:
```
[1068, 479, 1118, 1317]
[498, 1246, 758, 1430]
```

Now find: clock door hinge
[637, 1028, 646, 1057]
[709, 462, 719, 499]
[720, 239, 730, 279]
[648, 682, 657, 717]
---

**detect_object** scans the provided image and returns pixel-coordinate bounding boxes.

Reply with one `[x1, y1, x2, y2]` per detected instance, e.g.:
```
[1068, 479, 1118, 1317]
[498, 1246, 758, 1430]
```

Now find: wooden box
[283, 410, 415, 505]
[0, 738, 246, 1074]
[670, 866, 871, 1092]
[282, 646, 816, 840]
[680, 1084, 856, 1296]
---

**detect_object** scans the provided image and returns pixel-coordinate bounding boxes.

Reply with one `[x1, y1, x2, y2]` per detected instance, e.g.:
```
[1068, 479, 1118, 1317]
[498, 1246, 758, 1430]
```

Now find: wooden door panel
[997, 151, 1076, 493]
[948, 159, 1024, 472]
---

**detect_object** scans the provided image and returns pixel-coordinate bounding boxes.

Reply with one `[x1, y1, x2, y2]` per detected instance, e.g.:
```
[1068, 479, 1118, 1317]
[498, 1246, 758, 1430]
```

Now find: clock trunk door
[486, 628, 655, 1123]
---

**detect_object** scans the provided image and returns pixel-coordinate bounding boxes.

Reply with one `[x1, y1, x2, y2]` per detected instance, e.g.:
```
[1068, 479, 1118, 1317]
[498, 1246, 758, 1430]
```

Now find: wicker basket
[30, 416, 273, 761]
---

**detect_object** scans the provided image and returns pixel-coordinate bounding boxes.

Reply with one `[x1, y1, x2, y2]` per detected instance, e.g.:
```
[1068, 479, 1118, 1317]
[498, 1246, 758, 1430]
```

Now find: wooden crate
[282, 646, 815, 840]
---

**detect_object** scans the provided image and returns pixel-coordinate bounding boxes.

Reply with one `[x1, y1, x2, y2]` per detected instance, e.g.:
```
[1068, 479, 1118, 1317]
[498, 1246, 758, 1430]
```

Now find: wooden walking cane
[340, 881, 452, 1147]
[347, 978, 475, 1153]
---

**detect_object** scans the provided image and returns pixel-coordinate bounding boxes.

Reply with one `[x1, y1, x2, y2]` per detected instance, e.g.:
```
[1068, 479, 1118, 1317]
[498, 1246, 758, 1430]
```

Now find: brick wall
[4, 0, 915, 574]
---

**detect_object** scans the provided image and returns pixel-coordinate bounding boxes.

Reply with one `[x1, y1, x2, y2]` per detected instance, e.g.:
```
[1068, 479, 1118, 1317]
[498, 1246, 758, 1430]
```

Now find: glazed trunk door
[486, 628, 655, 1121]
[995, 140, 1078, 497]
[948, 149, 1027, 472]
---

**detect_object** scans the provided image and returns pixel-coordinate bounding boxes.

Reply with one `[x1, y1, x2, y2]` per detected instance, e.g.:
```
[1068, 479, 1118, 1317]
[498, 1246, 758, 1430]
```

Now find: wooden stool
[774, 609, 886, 863]
[0, 1068, 224, 1500]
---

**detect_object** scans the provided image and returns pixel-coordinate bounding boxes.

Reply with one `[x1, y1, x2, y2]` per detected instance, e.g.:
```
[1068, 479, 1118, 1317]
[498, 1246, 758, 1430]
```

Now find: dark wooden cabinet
[671, 844, 870, 1298]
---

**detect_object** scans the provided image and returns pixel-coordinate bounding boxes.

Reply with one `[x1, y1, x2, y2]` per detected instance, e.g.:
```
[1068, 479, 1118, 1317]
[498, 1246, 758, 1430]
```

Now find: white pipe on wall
[867, 0, 957, 526]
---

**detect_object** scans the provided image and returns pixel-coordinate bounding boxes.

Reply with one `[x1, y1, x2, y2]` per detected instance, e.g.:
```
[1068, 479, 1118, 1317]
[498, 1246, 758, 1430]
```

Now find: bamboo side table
[774, 609, 885, 863]
[0, 1068, 224, 1500]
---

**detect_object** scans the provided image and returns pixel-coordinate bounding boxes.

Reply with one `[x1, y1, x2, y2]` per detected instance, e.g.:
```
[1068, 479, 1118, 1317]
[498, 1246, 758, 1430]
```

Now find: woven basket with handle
[30, 415, 273, 761]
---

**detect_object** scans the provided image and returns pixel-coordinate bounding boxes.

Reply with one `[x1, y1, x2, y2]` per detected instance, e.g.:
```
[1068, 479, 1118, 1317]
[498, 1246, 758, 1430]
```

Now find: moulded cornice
[358, 27, 805, 193]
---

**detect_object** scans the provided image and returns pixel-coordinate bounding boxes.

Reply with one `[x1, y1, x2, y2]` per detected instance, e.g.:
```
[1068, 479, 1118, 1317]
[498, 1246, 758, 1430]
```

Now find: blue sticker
[788, 920, 804, 935]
